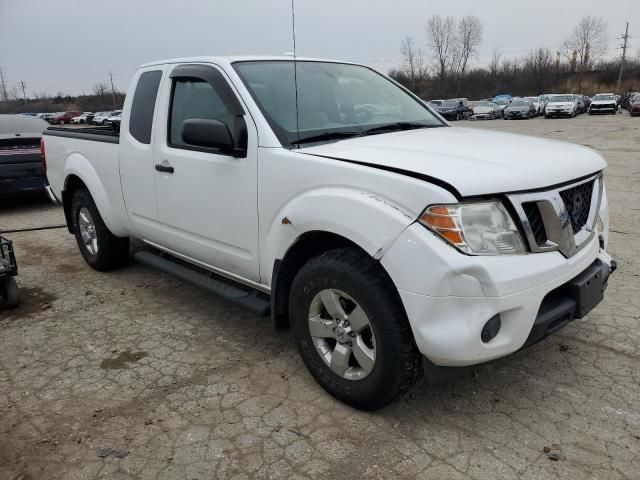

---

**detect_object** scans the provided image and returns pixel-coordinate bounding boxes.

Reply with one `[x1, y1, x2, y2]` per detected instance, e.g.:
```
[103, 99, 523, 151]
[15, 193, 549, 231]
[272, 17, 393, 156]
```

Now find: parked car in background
[503, 99, 537, 119]
[43, 55, 614, 410]
[92, 111, 117, 125]
[539, 95, 551, 114]
[435, 99, 470, 121]
[52, 111, 82, 125]
[36, 113, 56, 123]
[105, 111, 122, 131]
[545, 94, 578, 118]
[524, 96, 543, 115]
[629, 94, 640, 117]
[90, 112, 103, 125]
[589, 93, 617, 115]
[492, 95, 512, 118]
[622, 92, 640, 110]
[471, 100, 500, 119]
[0, 114, 49, 196]
[427, 99, 444, 108]
[71, 112, 94, 124]
[573, 94, 586, 114]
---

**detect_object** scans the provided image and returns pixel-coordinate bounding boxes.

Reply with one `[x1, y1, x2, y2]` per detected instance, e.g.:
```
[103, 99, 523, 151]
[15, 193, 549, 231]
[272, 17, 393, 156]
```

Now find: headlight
[419, 202, 526, 255]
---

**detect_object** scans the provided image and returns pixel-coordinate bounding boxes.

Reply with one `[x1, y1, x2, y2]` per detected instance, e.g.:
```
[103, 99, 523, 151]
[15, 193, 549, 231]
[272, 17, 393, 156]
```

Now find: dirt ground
[1, 113, 639, 480]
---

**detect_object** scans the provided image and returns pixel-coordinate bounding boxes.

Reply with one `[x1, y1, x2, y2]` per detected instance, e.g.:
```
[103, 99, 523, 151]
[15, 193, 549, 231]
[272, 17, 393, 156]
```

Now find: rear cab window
[129, 70, 163, 144]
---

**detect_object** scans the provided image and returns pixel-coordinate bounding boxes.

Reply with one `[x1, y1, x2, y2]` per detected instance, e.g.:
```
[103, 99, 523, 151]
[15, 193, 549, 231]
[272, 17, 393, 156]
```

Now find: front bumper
[590, 106, 616, 113]
[546, 109, 573, 117]
[505, 111, 529, 119]
[381, 223, 612, 366]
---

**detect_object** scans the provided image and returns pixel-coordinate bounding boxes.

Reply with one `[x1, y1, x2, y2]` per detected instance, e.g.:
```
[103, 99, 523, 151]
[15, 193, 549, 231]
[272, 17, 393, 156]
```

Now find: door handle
[155, 163, 174, 174]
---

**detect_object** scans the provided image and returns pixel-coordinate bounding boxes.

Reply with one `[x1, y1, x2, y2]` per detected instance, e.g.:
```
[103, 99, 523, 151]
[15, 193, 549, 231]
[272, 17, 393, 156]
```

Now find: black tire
[0, 277, 20, 308]
[289, 247, 423, 410]
[71, 188, 129, 271]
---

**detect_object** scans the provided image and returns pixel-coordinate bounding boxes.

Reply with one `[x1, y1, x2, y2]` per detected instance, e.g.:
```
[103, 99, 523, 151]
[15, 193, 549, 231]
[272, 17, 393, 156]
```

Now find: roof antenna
[291, 0, 300, 148]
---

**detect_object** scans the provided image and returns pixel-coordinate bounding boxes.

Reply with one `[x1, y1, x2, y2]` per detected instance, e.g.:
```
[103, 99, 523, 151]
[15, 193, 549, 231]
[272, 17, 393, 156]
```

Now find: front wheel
[289, 248, 423, 410]
[71, 189, 129, 271]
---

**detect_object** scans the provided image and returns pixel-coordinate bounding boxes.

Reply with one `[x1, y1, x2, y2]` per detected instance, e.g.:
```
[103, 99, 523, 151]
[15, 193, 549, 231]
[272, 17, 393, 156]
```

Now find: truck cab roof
[140, 55, 362, 68]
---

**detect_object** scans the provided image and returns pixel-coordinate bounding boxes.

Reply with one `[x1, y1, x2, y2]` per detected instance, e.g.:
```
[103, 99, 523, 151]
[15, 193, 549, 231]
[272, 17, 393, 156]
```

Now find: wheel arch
[270, 230, 398, 330]
[60, 155, 128, 237]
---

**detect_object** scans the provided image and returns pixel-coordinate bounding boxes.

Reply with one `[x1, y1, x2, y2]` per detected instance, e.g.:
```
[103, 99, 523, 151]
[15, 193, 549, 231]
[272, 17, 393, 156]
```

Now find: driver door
[153, 63, 260, 283]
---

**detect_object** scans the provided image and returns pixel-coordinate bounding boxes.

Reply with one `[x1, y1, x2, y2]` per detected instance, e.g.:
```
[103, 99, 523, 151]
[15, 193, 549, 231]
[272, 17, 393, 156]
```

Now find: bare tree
[92, 82, 109, 97]
[523, 48, 554, 94]
[451, 16, 483, 94]
[400, 36, 426, 90]
[425, 15, 456, 79]
[563, 16, 608, 71]
[489, 49, 503, 77]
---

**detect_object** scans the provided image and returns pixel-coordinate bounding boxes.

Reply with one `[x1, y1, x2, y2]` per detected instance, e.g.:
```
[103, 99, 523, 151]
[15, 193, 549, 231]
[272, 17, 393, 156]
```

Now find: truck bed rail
[43, 126, 119, 144]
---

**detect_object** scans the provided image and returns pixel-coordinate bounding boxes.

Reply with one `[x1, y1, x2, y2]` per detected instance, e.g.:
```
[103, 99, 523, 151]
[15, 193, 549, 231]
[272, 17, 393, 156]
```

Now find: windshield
[549, 95, 573, 102]
[476, 101, 493, 107]
[525, 97, 538, 102]
[442, 100, 459, 107]
[510, 100, 528, 107]
[593, 94, 615, 101]
[494, 99, 509, 106]
[233, 61, 444, 146]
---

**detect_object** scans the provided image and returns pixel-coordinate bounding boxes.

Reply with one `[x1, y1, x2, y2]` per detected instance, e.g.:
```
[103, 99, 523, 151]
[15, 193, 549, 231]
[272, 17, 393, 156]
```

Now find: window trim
[166, 64, 247, 157]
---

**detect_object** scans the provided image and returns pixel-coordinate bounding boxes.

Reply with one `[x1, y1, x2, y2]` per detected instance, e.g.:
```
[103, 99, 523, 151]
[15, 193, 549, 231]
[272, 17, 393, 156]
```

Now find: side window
[129, 70, 162, 144]
[168, 79, 234, 149]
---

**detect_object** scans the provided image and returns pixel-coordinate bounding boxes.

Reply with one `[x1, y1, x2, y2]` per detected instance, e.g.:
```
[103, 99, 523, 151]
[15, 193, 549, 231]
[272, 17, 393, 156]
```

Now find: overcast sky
[0, 0, 637, 96]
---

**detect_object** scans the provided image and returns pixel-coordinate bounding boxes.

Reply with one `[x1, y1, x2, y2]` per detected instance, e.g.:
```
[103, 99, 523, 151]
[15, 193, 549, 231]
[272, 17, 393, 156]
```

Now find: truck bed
[45, 126, 120, 144]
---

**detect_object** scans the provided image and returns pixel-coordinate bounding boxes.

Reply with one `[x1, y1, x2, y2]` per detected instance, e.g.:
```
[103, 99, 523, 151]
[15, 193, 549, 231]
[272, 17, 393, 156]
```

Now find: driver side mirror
[181, 118, 237, 154]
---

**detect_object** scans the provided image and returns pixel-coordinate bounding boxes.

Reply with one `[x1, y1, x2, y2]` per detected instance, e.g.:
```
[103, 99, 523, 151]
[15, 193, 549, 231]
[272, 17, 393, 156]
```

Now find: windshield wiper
[293, 130, 362, 146]
[362, 122, 438, 136]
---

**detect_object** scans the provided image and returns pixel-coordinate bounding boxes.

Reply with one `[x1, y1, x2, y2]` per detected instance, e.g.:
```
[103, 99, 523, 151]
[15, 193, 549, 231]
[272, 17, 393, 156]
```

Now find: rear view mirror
[181, 119, 234, 153]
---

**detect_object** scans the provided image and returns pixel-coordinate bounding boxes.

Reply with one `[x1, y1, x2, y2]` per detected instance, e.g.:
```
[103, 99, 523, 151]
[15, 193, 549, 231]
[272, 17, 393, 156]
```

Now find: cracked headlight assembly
[419, 202, 526, 255]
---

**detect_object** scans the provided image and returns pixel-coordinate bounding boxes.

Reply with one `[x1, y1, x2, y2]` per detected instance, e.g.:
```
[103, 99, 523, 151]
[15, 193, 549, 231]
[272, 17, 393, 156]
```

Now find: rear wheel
[0, 277, 20, 308]
[71, 189, 129, 271]
[289, 248, 423, 410]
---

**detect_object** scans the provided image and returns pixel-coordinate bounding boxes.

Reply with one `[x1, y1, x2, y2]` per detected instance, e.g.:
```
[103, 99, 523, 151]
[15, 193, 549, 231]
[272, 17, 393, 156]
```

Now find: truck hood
[591, 100, 616, 105]
[298, 127, 606, 197]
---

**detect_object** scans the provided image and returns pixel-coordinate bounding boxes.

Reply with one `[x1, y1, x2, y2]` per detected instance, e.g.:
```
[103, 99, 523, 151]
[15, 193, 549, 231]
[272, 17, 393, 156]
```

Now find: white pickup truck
[43, 56, 614, 410]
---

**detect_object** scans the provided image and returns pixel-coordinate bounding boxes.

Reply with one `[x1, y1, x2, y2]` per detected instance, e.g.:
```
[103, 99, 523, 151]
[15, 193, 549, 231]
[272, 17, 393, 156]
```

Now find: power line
[616, 22, 631, 92]
[19, 79, 26, 104]
[109, 71, 117, 108]
[0, 67, 7, 101]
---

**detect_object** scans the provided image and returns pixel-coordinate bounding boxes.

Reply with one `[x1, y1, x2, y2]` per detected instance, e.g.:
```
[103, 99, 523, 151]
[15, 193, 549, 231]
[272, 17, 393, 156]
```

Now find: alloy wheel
[78, 207, 98, 256]
[307, 289, 377, 380]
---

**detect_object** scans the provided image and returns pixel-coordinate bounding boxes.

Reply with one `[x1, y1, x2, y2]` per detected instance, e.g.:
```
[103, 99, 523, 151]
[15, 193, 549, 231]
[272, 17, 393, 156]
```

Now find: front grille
[590, 104, 614, 110]
[560, 180, 594, 233]
[522, 202, 547, 245]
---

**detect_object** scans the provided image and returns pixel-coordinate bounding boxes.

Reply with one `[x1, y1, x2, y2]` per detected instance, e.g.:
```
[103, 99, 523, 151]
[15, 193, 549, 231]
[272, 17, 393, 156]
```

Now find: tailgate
[0, 137, 42, 168]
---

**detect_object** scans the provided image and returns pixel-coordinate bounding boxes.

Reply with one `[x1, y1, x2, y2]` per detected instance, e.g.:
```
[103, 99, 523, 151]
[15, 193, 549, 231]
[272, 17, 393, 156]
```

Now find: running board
[133, 251, 270, 316]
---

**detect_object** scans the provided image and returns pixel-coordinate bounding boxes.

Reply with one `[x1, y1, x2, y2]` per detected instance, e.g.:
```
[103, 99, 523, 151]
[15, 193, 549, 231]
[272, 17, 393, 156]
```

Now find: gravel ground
[1, 113, 639, 480]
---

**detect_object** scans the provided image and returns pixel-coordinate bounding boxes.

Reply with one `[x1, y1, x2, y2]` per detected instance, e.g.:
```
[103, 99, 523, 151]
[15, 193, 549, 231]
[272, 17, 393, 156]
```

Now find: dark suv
[435, 98, 471, 121]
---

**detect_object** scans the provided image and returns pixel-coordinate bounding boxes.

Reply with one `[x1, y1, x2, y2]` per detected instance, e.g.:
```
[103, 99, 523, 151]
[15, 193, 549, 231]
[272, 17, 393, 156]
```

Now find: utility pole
[0, 67, 7, 101]
[19, 79, 27, 104]
[109, 71, 117, 108]
[616, 22, 630, 93]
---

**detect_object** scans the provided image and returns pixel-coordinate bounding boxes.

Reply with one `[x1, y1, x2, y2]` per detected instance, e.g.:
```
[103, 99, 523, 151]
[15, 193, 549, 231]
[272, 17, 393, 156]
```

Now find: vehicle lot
[1, 114, 639, 479]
